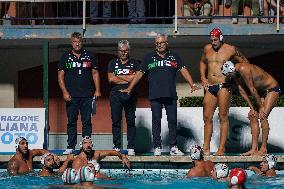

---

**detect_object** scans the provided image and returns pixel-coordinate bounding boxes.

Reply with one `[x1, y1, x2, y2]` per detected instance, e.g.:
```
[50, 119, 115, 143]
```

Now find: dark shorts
[208, 83, 231, 96]
[259, 85, 281, 97]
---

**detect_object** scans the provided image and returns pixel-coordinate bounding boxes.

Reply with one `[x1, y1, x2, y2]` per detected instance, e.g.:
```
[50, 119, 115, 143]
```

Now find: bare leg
[214, 89, 231, 156]
[241, 116, 259, 156]
[281, 7, 284, 23]
[213, 0, 219, 15]
[257, 118, 269, 156]
[262, 0, 269, 23]
[257, 92, 279, 155]
[203, 91, 218, 156]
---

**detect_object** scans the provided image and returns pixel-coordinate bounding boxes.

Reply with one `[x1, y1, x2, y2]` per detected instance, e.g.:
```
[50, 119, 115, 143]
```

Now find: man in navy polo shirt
[58, 32, 101, 154]
[121, 34, 199, 156]
[108, 40, 140, 155]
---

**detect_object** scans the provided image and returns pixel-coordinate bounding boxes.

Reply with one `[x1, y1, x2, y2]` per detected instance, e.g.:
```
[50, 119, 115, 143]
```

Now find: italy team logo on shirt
[148, 59, 178, 70]
[114, 69, 136, 75]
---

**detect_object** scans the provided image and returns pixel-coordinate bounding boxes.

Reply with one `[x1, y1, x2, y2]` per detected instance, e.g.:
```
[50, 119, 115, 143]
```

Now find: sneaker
[252, 18, 258, 24]
[127, 149, 135, 156]
[154, 147, 161, 156]
[260, 18, 268, 23]
[232, 18, 238, 24]
[63, 148, 74, 155]
[170, 146, 184, 156]
[114, 147, 121, 152]
[3, 14, 11, 25]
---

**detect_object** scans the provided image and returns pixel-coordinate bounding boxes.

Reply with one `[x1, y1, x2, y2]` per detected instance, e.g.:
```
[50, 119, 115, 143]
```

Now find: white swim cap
[77, 166, 95, 182]
[79, 136, 93, 149]
[62, 168, 78, 184]
[190, 145, 203, 160]
[15, 137, 26, 149]
[263, 154, 277, 169]
[215, 163, 229, 179]
[221, 61, 235, 76]
[40, 153, 54, 165]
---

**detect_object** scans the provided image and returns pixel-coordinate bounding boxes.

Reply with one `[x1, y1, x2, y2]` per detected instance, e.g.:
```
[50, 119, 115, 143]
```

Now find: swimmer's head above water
[212, 163, 229, 179]
[190, 144, 204, 160]
[15, 137, 28, 154]
[261, 154, 277, 172]
[228, 168, 247, 187]
[79, 136, 93, 154]
[40, 153, 56, 169]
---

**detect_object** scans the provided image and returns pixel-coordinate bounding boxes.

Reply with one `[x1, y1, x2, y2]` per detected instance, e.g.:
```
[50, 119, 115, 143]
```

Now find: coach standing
[108, 40, 140, 155]
[121, 34, 199, 156]
[58, 32, 101, 154]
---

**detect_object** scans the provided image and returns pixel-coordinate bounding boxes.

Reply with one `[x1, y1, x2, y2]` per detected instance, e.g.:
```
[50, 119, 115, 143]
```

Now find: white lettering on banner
[0, 115, 39, 122]
[0, 108, 45, 152]
[0, 123, 38, 132]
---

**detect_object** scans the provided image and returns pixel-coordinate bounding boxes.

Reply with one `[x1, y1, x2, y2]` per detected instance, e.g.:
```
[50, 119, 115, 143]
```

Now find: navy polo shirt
[58, 49, 98, 98]
[108, 58, 140, 91]
[140, 51, 185, 100]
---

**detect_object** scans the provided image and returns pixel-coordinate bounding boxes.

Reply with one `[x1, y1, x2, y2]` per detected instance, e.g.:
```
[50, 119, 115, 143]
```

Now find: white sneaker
[260, 18, 268, 23]
[127, 149, 135, 156]
[63, 148, 74, 155]
[170, 146, 184, 156]
[252, 18, 258, 24]
[114, 148, 120, 152]
[154, 147, 161, 156]
[232, 18, 238, 24]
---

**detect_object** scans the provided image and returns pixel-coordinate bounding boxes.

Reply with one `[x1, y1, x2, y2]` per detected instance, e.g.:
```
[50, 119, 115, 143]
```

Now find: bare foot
[203, 147, 210, 156]
[255, 149, 267, 156]
[204, 150, 210, 156]
[214, 150, 225, 156]
[241, 149, 258, 156]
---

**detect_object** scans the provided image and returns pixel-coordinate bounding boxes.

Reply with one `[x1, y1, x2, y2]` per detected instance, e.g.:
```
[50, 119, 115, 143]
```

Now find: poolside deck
[1, 154, 284, 170]
[1, 153, 284, 163]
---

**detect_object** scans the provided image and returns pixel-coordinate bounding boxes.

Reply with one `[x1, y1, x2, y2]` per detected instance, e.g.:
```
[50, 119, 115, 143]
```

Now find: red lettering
[83, 61, 92, 67]
[170, 61, 177, 68]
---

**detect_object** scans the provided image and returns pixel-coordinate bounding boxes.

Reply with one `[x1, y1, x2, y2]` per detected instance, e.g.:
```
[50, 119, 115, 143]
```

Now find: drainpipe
[83, 0, 86, 36]
[43, 41, 49, 149]
[174, 0, 178, 33]
[277, 0, 280, 32]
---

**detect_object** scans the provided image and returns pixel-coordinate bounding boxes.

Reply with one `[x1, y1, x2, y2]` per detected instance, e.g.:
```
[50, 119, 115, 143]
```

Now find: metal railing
[0, 0, 282, 31]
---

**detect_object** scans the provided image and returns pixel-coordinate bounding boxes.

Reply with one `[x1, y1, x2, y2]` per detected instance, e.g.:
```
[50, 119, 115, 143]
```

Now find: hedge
[179, 95, 284, 107]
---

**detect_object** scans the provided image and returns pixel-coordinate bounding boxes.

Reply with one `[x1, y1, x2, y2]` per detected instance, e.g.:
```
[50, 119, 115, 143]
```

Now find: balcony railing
[0, 0, 283, 31]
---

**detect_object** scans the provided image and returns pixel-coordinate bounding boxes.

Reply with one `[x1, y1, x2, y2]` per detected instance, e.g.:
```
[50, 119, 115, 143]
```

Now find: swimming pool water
[0, 170, 284, 189]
